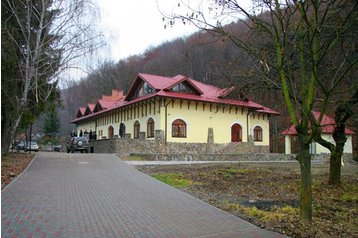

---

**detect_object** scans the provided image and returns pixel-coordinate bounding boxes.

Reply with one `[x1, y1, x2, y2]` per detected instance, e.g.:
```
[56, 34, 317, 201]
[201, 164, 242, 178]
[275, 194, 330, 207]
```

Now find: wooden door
[108, 126, 114, 139]
[231, 124, 242, 142]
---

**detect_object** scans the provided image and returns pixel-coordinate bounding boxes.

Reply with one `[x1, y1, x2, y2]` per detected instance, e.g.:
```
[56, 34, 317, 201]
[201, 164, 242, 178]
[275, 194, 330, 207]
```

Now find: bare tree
[163, 0, 358, 223]
[1, 0, 104, 154]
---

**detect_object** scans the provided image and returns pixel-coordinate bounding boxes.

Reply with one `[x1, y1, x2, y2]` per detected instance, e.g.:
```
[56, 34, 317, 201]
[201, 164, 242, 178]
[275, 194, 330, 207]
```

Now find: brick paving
[2, 152, 287, 238]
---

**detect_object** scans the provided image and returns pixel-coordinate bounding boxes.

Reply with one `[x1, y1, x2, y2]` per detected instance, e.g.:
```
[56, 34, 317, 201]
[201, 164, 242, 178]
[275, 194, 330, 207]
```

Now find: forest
[59, 16, 357, 154]
[59, 22, 287, 151]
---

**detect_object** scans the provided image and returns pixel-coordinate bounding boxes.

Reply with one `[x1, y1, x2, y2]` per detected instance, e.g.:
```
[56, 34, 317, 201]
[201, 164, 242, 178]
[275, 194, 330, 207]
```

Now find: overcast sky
[98, 0, 200, 61]
[62, 0, 251, 83]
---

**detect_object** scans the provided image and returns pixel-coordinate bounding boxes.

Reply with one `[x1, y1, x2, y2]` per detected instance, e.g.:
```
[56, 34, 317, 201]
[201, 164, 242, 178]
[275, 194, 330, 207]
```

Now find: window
[171, 82, 195, 94]
[134, 121, 140, 139]
[143, 82, 154, 94]
[147, 118, 155, 138]
[119, 123, 126, 138]
[254, 126, 263, 141]
[172, 119, 186, 138]
[132, 81, 155, 99]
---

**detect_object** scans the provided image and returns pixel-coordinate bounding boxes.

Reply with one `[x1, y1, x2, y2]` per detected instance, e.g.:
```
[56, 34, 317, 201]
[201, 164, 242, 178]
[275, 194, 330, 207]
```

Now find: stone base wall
[89, 137, 267, 155]
[89, 138, 355, 163]
[309, 153, 354, 163]
[129, 153, 297, 161]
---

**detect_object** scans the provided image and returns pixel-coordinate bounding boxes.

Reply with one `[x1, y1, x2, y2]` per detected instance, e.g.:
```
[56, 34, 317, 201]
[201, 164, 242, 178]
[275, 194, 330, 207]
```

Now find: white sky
[61, 0, 252, 84]
[98, 0, 200, 61]
[97, 0, 252, 61]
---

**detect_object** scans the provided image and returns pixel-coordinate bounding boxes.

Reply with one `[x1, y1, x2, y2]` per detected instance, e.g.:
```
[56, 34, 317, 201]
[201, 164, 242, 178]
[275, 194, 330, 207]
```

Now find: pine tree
[43, 110, 60, 136]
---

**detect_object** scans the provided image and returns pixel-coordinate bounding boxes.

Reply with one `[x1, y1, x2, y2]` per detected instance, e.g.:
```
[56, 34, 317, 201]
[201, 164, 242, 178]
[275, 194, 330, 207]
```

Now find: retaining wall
[89, 137, 353, 163]
[89, 137, 268, 155]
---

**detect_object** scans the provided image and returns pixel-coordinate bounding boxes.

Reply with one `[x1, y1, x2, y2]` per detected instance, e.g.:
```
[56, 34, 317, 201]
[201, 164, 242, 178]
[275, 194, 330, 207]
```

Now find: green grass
[122, 156, 145, 161]
[151, 173, 195, 188]
[340, 190, 358, 203]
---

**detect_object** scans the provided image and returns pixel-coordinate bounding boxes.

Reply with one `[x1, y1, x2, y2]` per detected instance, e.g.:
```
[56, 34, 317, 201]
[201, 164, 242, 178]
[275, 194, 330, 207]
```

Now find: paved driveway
[2, 152, 287, 238]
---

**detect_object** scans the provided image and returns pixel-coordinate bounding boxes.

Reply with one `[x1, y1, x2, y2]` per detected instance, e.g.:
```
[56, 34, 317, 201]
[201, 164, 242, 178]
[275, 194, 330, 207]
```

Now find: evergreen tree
[43, 110, 60, 136]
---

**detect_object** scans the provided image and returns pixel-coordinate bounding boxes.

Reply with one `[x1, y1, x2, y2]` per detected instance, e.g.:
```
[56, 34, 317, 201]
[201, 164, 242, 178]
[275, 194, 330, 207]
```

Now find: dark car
[67, 137, 89, 153]
[53, 145, 62, 152]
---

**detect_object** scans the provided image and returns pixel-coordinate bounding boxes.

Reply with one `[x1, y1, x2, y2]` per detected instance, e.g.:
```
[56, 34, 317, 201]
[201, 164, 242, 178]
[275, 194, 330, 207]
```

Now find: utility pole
[29, 124, 32, 154]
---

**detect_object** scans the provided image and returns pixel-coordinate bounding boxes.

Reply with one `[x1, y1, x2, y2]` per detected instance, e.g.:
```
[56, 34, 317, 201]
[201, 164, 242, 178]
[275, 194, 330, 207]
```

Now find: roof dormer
[164, 77, 203, 96]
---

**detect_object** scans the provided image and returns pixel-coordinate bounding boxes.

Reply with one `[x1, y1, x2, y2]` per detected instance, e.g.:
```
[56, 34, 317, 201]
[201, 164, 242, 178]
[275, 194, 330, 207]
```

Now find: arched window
[172, 119, 186, 138]
[147, 118, 155, 138]
[231, 124, 242, 142]
[108, 126, 114, 139]
[254, 126, 263, 142]
[134, 121, 140, 139]
[119, 123, 126, 138]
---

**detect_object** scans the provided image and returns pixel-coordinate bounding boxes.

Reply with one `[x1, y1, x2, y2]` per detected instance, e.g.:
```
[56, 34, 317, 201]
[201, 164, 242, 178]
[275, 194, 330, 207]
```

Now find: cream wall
[77, 121, 96, 135]
[75, 98, 271, 145]
[313, 134, 353, 154]
[249, 113, 270, 146]
[94, 100, 161, 139]
[165, 99, 270, 145]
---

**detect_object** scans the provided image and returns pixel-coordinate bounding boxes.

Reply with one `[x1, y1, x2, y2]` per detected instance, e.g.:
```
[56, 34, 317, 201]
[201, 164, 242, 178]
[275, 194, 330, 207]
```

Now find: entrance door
[231, 124, 242, 142]
[108, 126, 114, 139]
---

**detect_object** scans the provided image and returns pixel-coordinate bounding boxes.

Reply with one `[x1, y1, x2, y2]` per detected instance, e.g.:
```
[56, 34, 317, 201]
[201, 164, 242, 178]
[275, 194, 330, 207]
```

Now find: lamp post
[28, 124, 32, 154]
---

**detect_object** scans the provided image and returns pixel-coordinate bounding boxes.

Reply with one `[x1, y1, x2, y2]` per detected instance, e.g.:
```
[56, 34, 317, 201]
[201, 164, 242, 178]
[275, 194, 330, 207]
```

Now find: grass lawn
[137, 161, 358, 238]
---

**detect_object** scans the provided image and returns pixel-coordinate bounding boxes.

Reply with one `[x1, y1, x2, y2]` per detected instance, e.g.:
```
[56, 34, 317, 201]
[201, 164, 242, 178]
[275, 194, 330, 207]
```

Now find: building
[72, 73, 279, 149]
[282, 111, 354, 154]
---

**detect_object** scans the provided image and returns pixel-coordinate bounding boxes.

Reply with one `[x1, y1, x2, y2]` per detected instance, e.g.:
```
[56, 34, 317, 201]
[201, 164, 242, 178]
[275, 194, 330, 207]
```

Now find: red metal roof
[281, 111, 355, 135]
[138, 73, 176, 90]
[97, 99, 117, 110]
[72, 73, 280, 123]
[83, 103, 95, 115]
[77, 107, 86, 118]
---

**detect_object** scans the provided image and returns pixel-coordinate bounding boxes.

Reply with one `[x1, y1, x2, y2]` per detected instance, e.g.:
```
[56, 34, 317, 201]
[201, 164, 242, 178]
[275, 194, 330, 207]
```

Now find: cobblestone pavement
[2, 152, 287, 238]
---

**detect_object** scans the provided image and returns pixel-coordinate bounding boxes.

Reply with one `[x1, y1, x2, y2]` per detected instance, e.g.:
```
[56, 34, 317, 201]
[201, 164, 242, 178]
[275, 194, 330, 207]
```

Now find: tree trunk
[297, 136, 312, 223]
[329, 120, 347, 185]
[1, 110, 24, 155]
[329, 150, 343, 185]
[1, 121, 12, 155]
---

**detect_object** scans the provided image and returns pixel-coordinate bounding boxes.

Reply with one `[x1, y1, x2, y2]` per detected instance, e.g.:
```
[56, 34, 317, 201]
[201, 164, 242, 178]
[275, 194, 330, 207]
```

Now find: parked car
[10, 141, 19, 150]
[53, 144, 62, 152]
[16, 141, 26, 151]
[67, 137, 89, 153]
[25, 141, 39, 152]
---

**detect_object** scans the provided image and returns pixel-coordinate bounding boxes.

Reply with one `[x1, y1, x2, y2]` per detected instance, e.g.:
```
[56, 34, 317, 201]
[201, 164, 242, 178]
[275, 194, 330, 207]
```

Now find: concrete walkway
[2, 152, 287, 238]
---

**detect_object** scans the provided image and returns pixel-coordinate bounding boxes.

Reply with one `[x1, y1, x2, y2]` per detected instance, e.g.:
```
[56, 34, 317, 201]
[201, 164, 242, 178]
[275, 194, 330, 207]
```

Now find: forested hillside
[59, 14, 357, 153]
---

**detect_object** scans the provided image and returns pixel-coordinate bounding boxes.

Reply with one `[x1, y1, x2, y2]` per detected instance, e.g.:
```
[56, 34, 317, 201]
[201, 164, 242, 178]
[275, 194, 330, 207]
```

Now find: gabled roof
[163, 75, 204, 95]
[73, 73, 280, 123]
[76, 107, 86, 118]
[281, 111, 355, 135]
[84, 103, 95, 115]
[94, 99, 118, 113]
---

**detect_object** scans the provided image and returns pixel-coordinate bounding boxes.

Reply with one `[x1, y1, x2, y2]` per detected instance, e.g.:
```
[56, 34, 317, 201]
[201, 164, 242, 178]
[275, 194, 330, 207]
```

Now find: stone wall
[125, 153, 354, 163]
[88, 138, 355, 163]
[129, 153, 297, 162]
[89, 137, 267, 155]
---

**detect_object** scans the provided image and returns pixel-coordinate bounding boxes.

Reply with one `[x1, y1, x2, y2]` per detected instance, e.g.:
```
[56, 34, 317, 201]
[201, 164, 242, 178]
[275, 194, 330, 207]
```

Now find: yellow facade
[76, 97, 271, 146]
